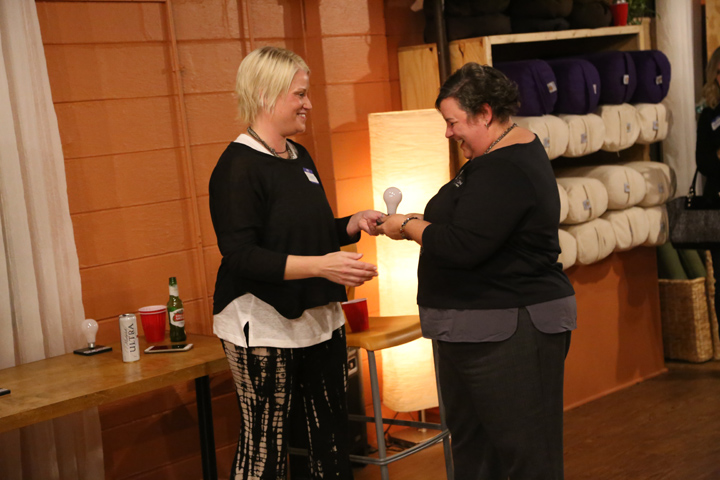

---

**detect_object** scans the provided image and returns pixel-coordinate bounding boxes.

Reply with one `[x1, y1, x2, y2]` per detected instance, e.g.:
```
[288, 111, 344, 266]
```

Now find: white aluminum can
[119, 313, 140, 362]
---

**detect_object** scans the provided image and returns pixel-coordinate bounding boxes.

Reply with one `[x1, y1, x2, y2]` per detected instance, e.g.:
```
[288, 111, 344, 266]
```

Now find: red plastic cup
[138, 305, 167, 343]
[342, 298, 369, 333]
[611, 2, 629, 26]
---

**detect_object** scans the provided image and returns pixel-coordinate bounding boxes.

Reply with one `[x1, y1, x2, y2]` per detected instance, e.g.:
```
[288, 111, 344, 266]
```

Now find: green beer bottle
[167, 277, 186, 342]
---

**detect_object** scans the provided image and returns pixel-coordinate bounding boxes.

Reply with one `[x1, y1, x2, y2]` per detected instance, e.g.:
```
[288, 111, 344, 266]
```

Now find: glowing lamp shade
[368, 109, 450, 412]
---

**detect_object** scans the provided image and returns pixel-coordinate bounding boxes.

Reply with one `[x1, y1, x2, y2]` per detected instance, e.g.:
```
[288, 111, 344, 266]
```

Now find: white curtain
[0, 1, 104, 478]
[656, 0, 704, 196]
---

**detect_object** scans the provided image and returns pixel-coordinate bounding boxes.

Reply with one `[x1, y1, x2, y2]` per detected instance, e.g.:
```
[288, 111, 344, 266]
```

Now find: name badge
[624, 182, 631, 193]
[653, 120, 659, 131]
[583, 199, 591, 211]
[711, 115, 720, 131]
[655, 75, 663, 85]
[303, 167, 319, 184]
[580, 133, 587, 144]
[547, 81, 557, 93]
[623, 74, 630, 85]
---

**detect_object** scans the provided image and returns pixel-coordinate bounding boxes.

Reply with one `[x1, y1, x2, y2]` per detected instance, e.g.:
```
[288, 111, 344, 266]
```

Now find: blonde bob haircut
[235, 46, 310, 125]
[703, 46, 720, 109]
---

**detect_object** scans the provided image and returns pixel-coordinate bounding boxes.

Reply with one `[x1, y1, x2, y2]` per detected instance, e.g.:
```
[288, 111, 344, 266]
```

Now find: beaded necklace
[247, 126, 296, 159]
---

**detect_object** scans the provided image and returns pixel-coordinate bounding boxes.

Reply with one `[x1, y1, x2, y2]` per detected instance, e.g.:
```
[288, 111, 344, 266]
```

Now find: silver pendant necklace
[483, 122, 517, 155]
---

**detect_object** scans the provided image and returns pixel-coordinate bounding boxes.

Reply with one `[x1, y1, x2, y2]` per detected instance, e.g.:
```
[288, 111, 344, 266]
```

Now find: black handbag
[667, 169, 720, 249]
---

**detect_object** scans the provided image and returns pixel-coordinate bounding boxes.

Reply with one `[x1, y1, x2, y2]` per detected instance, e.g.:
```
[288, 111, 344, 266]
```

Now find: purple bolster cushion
[627, 50, 672, 104]
[495, 60, 558, 116]
[581, 51, 637, 105]
[547, 58, 601, 115]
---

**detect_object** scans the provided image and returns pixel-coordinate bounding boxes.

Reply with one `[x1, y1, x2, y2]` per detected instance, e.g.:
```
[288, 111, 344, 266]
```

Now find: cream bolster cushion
[642, 204, 669, 246]
[558, 182, 569, 223]
[557, 165, 647, 210]
[555, 176, 608, 224]
[597, 104, 641, 152]
[600, 207, 650, 252]
[562, 218, 616, 265]
[620, 160, 675, 207]
[514, 115, 569, 160]
[634, 103, 669, 144]
[557, 228, 577, 270]
[558, 113, 605, 157]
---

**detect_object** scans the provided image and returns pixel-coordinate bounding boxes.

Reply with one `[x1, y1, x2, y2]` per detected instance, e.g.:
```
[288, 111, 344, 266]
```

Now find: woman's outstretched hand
[319, 251, 378, 286]
[347, 210, 384, 237]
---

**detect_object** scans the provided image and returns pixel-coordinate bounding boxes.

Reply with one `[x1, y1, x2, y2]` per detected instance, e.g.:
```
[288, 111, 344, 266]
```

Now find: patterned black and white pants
[222, 327, 353, 480]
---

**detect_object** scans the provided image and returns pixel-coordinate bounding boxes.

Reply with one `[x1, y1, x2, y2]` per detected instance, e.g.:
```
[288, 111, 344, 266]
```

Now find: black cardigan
[418, 137, 574, 309]
[696, 105, 720, 200]
[208, 141, 358, 318]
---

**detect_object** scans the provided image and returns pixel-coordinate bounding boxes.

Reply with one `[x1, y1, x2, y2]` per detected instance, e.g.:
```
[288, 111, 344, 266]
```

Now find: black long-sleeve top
[418, 137, 574, 309]
[696, 105, 720, 199]
[208, 141, 358, 319]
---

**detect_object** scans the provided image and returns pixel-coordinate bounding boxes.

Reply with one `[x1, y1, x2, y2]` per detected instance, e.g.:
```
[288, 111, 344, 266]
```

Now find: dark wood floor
[352, 360, 720, 480]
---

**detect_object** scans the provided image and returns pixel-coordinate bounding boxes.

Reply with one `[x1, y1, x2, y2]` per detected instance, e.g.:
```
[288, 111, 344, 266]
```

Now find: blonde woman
[209, 46, 382, 479]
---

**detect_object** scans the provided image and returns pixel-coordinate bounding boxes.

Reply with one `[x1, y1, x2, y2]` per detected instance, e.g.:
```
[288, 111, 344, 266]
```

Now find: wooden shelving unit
[399, 22, 651, 110]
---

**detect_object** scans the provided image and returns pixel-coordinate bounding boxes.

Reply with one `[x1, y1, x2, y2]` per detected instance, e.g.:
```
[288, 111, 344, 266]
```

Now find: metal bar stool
[346, 315, 453, 480]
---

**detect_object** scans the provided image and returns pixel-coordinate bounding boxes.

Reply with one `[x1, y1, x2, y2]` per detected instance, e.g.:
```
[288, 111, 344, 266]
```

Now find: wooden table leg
[195, 375, 218, 480]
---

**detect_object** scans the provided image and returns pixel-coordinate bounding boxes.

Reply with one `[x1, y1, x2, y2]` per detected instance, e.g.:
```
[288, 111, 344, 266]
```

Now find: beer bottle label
[170, 309, 185, 327]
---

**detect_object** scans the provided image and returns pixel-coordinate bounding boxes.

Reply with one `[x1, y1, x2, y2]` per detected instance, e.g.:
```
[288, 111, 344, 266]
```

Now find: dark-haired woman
[378, 62, 576, 479]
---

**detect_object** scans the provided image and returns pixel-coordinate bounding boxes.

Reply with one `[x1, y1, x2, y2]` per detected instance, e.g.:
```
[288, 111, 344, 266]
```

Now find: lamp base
[73, 345, 112, 356]
[388, 426, 441, 448]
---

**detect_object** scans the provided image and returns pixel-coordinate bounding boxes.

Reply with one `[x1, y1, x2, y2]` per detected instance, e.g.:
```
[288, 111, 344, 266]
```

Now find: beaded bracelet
[400, 216, 419, 240]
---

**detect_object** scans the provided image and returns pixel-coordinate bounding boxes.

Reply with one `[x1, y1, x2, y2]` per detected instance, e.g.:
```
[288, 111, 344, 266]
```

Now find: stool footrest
[348, 414, 442, 431]
[348, 430, 450, 466]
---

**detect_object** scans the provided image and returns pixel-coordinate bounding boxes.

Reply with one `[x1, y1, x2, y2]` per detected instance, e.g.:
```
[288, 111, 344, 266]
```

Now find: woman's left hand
[347, 210, 384, 236]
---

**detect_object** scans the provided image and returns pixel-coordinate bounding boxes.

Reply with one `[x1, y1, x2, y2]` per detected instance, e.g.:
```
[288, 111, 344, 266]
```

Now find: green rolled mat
[657, 242, 688, 280]
[678, 248, 707, 279]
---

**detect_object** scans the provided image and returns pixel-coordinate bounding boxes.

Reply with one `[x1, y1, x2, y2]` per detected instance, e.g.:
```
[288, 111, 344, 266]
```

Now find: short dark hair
[435, 63, 520, 124]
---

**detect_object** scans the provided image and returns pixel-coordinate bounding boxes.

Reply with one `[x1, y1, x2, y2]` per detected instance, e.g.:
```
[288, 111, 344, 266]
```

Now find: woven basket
[658, 277, 714, 363]
[703, 251, 720, 360]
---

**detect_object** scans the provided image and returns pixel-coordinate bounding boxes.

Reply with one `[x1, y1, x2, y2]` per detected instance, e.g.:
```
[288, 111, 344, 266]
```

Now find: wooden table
[0, 334, 228, 480]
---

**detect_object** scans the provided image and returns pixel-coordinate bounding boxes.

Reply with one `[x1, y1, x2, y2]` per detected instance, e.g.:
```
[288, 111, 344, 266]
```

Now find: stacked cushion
[558, 113, 606, 157]
[567, 0, 613, 29]
[562, 218, 617, 265]
[558, 183, 569, 223]
[508, 0, 574, 18]
[634, 103, 670, 144]
[557, 165, 647, 210]
[597, 104, 641, 151]
[511, 17, 571, 33]
[558, 229, 577, 270]
[425, 14, 512, 42]
[444, 0, 511, 16]
[582, 51, 637, 105]
[547, 58, 601, 114]
[642, 205, 669, 246]
[495, 60, 558, 116]
[621, 161, 675, 207]
[628, 50, 672, 104]
[600, 207, 650, 252]
[514, 115, 569, 159]
[556, 176, 609, 224]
